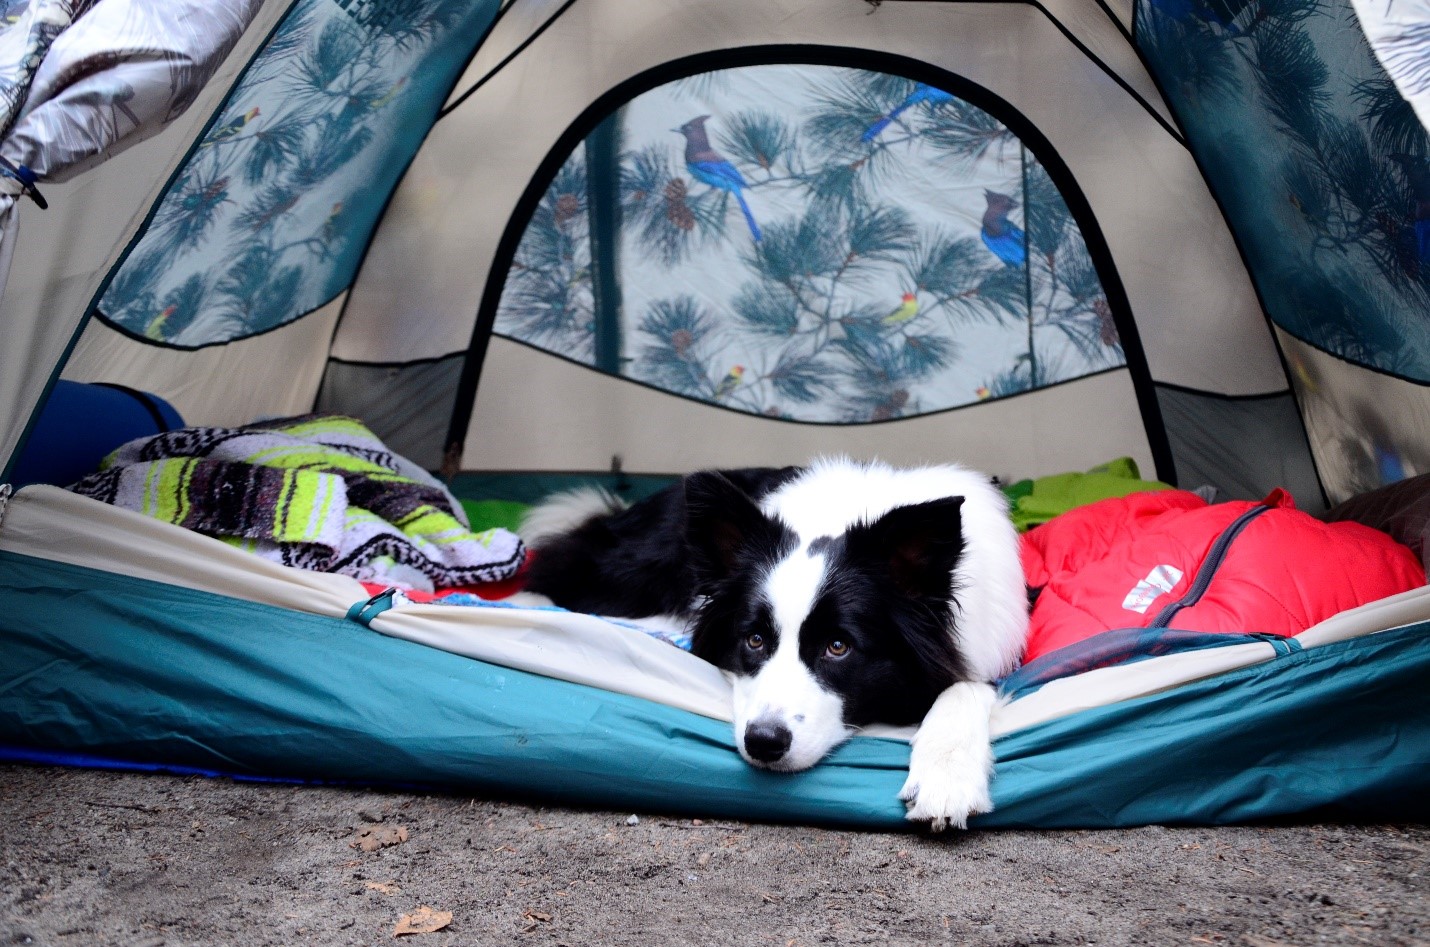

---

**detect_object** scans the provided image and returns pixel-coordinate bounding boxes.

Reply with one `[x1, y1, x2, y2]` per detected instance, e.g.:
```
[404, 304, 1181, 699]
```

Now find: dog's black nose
[743, 720, 792, 763]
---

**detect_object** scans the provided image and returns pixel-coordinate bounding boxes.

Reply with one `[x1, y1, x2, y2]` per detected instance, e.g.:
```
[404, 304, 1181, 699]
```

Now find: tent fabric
[315, 353, 465, 473]
[1351, 0, 1430, 132]
[303, 0, 1289, 493]
[338, 2, 1277, 387]
[60, 293, 345, 431]
[0, 0, 288, 481]
[1153, 385, 1324, 508]
[1133, 0, 1430, 502]
[1, 546, 1427, 828]
[0, 0, 1427, 830]
[1276, 330, 1430, 504]
[6, 482, 1429, 745]
[92, 0, 502, 348]
[461, 336, 1157, 479]
[491, 63, 1128, 424]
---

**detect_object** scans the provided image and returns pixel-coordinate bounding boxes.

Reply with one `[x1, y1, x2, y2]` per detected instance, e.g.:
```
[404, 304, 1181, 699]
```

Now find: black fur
[525, 464, 970, 739]
[522, 466, 800, 617]
[689, 499, 969, 728]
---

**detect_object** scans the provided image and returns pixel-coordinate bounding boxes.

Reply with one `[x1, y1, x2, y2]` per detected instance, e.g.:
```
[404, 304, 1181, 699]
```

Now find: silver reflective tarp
[0, 0, 263, 300]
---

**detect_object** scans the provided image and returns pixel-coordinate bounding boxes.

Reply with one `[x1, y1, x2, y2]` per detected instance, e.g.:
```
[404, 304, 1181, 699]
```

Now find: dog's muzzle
[742, 718, 793, 764]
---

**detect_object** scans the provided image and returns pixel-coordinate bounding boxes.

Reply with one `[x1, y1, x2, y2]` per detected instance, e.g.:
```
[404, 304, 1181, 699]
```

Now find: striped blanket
[70, 414, 524, 592]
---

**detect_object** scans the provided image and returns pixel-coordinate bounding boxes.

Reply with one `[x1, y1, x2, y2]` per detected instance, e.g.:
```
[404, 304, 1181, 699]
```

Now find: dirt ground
[1, 764, 1425, 947]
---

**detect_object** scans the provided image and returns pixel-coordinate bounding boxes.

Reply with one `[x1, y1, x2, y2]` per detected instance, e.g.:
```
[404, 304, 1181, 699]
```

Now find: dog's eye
[745, 633, 765, 651]
[825, 640, 850, 658]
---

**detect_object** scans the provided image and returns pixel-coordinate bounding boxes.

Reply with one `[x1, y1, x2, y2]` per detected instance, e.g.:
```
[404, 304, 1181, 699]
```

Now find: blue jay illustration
[675, 115, 761, 243]
[981, 190, 1026, 267]
[861, 83, 955, 142]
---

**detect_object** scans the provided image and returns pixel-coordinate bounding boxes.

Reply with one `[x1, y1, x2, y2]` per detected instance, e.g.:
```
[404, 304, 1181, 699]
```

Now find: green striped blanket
[69, 414, 524, 591]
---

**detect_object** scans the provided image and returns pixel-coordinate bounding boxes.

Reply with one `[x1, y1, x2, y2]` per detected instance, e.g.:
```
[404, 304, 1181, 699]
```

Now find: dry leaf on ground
[393, 905, 452, 937]
[352, 825, 409, 852]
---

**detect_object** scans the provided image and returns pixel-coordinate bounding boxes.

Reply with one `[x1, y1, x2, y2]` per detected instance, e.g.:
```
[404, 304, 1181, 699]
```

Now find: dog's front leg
[898, 680, 997, 831]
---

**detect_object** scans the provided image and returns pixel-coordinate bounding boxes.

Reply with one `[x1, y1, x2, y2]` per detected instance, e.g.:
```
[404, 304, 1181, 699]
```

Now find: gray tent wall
[0, 0, 289, 478]
[21, 0, 1328, 512]
[10, 0, 1424, 512]
[322, 0, 1310, 500]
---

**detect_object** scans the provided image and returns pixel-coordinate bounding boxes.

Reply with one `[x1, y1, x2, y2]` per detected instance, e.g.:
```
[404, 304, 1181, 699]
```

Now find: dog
[519, 457, 1029, 829]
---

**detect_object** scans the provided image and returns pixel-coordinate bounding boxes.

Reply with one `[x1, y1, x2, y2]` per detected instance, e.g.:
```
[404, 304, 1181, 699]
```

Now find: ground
[1, 765, 1425, 947]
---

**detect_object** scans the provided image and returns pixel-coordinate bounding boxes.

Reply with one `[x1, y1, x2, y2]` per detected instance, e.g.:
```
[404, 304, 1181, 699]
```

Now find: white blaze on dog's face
[685, 468, 974, 774]
[729, 547, 850, 771]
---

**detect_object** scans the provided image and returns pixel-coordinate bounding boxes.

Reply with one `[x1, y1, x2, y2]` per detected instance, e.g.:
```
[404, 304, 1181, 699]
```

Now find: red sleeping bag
[1020, 489, 1427, 664]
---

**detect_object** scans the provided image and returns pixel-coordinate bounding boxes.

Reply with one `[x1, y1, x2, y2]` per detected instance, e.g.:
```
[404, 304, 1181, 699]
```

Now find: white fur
[731, 549, 850, 770]
[519, 486, 624, 546]
[748, 457, 1028, 829]
[730, 648, 849, 771]
[764, 546, 828, 639]
[761, 457, 1027, 681]
[899, 681, 999, 830]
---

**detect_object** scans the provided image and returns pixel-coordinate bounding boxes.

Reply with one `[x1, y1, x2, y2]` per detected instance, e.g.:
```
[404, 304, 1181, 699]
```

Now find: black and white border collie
[519, 458, 1029, 830]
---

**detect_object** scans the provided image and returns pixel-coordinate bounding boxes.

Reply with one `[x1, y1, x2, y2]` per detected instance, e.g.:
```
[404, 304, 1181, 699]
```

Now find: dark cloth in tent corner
[1019, 488, 1426, 666]
[7, 380, 183, 489]
[67, 414, 524, 593]
[1323, 473, 1430, 573]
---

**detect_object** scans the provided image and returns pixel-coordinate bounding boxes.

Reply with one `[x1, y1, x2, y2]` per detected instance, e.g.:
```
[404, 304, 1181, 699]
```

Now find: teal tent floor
[1, 549, 1427, 828]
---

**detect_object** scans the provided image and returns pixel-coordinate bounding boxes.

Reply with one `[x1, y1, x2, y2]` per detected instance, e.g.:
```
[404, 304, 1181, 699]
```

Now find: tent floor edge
[1, 551, 1425, 829]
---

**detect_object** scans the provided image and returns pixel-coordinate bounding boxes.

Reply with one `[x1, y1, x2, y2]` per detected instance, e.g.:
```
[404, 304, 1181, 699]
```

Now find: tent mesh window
[1135, 0, 1430, 383]
[92, 0, 498, 349]
[493, 64, 1127, 424]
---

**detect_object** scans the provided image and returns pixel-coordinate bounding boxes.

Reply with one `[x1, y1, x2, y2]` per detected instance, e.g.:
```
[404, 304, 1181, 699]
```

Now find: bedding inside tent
[1, 0, 1429, 827]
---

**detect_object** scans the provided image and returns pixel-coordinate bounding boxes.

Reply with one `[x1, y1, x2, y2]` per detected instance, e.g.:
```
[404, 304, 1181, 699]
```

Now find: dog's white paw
[898, 680, 998, 831]
[898, 756, 993, 831]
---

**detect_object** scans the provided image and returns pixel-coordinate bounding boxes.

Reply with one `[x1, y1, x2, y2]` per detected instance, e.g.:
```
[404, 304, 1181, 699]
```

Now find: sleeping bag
[1020, 489, 1427, 664]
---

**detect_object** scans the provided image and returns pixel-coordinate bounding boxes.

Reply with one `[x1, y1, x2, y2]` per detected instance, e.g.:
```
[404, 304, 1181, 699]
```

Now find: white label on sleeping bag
[1123, 564, 1184, 614]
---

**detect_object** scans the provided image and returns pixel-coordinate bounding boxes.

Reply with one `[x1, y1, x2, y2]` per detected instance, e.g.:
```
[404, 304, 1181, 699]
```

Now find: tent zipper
[1149, 504, 1272, 629]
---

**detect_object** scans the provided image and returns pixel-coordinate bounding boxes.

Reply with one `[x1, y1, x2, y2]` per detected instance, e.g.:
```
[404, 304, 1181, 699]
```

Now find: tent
[0, 0, 1427, 828]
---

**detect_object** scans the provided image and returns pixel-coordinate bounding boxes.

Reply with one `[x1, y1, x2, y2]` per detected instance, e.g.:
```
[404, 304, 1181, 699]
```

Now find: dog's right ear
[684, 471, 786, 584]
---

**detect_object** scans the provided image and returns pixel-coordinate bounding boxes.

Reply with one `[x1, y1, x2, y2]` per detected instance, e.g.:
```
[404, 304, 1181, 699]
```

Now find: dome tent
[0, 0, 1426, 828]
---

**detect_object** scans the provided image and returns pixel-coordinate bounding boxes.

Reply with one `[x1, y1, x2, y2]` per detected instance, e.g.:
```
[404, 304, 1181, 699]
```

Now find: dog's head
[684, 471, 968, 771]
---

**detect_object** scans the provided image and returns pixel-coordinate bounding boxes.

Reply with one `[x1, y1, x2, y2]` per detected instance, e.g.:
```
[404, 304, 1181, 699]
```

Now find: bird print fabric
[495, 64, 1123, 424]
[980, 191, 1027, 267]
[676, 115, 762, 242]
[861, 83, 955, 141]
[96, 0, 500, 347]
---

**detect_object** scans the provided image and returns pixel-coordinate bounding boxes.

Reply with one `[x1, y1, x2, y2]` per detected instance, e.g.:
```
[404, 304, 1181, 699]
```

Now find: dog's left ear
[846, 496, 966, 600]
[684, 471, 786, 585]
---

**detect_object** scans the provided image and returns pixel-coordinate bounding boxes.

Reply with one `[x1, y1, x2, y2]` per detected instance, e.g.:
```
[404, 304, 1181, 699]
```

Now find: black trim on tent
[438, 0, 581, 121]
[443, 44, 1178, 485]
[1153, 381, 1293, 401]
[1274, 326, 1430, 389]
[325, 351, 465, 370]
[873, 0, 1186, 147]
[1117, 0, 1332, 507]
[92, 288, 349, 353]
[1087, 0, 1138, 44]
[481, 333, 1134, 428]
